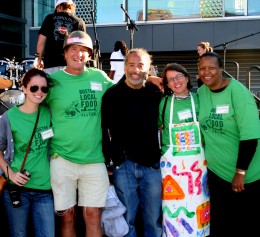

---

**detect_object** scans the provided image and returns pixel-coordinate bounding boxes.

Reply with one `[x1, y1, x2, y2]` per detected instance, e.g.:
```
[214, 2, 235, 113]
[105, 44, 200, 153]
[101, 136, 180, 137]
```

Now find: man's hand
[147, 76, 163, 92]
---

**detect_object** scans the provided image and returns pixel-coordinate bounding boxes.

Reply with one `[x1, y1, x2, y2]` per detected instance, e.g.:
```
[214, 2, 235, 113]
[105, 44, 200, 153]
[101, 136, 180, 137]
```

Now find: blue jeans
[113, 160, 162, 237]
[3, 187, 55, 237]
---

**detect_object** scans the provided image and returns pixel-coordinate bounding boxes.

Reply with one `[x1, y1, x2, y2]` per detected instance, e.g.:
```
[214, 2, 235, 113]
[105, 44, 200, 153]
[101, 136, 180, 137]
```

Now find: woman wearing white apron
[158, 63, 210, 237]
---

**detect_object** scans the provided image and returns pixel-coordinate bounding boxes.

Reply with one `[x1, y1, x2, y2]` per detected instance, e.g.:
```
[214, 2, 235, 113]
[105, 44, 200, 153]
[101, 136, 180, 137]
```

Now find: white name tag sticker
[178, 109, 192, 120]
[90, 82, 102, 91]
[216, 105, 229, 114]
[41, 128, 54, 140]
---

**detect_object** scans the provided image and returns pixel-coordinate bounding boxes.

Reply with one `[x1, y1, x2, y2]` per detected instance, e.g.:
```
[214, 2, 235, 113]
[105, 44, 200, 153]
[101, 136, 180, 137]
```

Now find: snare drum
[0, 60, 12, 89]
[0, 89, 25, 109]
[19, 59, 34, 77]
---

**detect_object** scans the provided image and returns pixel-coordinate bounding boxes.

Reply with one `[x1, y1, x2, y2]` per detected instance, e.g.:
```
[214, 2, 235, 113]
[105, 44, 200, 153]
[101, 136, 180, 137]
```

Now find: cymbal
[0, 77, 12, 89]
[0, 89, 25, 109]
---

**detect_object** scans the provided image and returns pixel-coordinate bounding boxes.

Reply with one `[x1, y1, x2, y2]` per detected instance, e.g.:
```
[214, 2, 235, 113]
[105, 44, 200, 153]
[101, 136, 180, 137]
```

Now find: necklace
[174, 93, 190, 100]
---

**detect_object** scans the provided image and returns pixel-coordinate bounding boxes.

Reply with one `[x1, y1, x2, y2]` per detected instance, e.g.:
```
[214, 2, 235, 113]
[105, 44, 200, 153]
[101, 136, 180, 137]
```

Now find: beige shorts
[50, 156, 109, 211]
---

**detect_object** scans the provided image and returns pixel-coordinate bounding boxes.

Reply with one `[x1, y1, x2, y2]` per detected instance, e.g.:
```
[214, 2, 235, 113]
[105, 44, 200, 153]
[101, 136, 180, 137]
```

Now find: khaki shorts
[50, 156, 109, 211]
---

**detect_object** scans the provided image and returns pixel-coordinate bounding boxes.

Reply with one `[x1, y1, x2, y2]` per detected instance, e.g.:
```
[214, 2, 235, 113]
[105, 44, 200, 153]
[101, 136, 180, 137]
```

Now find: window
[0, 0, 25, 58]
[33, 0, 54, 27]
[225, 0, 246, 16]
[96, 0, 123, 23]
[33, 0, 260, 27]
[248, 0, 260, 15]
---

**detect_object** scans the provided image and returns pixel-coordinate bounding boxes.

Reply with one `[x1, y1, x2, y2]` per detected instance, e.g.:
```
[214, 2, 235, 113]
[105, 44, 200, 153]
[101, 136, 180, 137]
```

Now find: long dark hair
[114, 40, 128, 56]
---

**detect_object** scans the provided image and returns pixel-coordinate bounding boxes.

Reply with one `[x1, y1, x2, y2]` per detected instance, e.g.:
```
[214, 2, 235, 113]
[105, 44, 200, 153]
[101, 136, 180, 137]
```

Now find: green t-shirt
[45, 67, 114, 164]
[198, 79, 260, 183]
[7, 105, 51, 190]
[158, 92, 200, 155]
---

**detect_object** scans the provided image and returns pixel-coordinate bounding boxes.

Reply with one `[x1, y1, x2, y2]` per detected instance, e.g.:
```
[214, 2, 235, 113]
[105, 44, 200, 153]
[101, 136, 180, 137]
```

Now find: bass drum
[0, 60, 12, 89]
[0, 89, 25, 114]
[19, 59, 34, 78]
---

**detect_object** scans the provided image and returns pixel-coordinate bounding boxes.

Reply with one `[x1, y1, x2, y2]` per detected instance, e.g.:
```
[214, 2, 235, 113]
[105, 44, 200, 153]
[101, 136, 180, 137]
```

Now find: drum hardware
[4, 57, 23, 89]
[0, 60, 12, 89]
[0, 57, 33, 114]
[19, 59, 34, 77]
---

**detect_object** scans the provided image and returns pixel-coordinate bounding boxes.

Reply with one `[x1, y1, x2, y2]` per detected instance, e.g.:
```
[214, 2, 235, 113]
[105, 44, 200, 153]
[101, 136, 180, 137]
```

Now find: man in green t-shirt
[45, 31, 114, 237]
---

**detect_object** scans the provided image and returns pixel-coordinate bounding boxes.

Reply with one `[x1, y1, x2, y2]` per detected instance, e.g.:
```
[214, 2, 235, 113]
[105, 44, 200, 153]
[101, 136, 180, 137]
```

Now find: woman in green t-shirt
[197, 52, 260, 237]
[0, 68, 54, 237]
[159, 63, 210, 237]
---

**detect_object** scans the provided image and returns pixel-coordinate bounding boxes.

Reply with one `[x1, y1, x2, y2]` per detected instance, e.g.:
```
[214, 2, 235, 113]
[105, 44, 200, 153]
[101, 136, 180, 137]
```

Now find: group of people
[0, 1, 260, 237]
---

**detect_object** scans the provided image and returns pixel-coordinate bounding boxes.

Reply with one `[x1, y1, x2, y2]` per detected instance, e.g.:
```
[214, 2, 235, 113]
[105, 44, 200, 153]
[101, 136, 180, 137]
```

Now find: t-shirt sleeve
[38, 14, 52, 36]
[232, 83, 260, 140]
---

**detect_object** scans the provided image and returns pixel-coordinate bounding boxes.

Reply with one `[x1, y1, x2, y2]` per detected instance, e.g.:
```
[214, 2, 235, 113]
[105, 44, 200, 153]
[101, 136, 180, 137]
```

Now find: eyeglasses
[30, 85, 49, 94]
[167, 74, 185, 83]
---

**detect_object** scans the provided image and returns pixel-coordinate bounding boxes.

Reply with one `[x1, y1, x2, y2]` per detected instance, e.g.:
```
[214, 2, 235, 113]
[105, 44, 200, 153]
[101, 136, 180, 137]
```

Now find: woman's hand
[9, 170, 30, 186]
[231, 171, 245, 192]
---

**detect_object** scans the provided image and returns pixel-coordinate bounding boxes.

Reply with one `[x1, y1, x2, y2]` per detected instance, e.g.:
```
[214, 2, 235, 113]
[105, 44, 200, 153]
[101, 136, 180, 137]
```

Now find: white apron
[161, 94, 210, 237]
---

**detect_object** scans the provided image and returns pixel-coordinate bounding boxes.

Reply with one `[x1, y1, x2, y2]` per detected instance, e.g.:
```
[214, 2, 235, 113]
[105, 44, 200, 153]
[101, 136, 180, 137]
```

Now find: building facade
[1, 0, 260, 89]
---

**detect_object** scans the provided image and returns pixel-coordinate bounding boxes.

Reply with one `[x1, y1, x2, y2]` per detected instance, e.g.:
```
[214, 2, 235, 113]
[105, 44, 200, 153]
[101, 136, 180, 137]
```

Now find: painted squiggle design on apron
[161, 94, 210, 237]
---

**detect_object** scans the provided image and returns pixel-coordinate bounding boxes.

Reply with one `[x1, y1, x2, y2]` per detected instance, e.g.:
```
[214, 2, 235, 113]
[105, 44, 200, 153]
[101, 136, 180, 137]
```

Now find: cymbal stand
[214, 31, 260, 70]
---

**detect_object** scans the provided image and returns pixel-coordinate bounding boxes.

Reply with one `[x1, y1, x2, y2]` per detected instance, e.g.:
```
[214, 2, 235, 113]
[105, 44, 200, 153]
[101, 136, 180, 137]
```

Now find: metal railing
[225, 61, 239, 80]
[246, 65, 260, 91]
[246, 65, 260, 107]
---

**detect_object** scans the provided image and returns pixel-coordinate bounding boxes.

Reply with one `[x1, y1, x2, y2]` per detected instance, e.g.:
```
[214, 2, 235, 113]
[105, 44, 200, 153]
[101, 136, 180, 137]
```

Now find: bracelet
[236, 169, 246, 175]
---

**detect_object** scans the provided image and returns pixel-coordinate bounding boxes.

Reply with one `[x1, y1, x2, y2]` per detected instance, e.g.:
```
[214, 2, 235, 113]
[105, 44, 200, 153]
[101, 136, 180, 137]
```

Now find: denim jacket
[0, 113, 14, 175]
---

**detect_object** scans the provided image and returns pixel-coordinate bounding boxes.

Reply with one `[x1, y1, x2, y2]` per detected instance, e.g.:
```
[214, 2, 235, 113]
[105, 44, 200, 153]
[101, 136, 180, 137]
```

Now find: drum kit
[0, 57, 34, 115]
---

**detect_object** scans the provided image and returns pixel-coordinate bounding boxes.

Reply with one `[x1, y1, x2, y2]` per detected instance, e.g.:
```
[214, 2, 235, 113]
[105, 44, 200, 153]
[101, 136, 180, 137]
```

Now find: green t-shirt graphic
[198, 79, 260, 183]
[46, 67, 114, 164]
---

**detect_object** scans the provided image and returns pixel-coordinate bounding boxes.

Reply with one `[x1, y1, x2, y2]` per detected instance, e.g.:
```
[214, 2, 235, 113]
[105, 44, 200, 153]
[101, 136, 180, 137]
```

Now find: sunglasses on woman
[30, 85, 49, 94]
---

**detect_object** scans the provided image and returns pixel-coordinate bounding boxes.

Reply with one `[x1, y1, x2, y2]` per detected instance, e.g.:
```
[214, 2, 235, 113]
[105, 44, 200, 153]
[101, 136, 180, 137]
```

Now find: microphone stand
[120, 4, 139, 49]
[90, 10, 102, 69]
[214, 31, 260, 70]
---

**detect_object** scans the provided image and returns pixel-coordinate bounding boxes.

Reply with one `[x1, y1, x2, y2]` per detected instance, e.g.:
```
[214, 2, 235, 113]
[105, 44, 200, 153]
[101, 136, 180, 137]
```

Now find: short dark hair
[114, 40, 128, 56]
[199, 52, 223, 68]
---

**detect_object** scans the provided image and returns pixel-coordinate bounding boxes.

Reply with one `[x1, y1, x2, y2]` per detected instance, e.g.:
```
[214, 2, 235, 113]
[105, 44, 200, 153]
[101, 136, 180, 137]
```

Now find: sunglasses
[30, 85, 49, 94]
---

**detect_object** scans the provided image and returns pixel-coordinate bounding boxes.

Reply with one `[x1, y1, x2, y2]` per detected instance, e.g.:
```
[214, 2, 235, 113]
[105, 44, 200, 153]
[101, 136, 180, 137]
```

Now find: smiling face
[124, 52, 150, 89]
[166, 70, 189, 96]
[64, 44, 91, 75]
[198, 56, 223, 90]
[23, 75, 48, 104]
